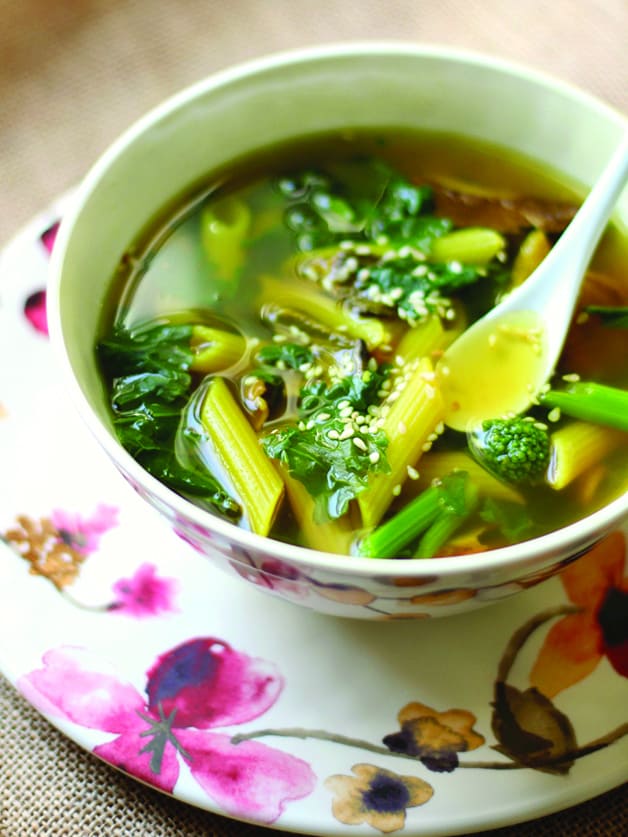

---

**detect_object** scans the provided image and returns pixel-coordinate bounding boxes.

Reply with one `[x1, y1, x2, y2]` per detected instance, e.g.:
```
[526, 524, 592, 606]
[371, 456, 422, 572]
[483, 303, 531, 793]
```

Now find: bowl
[47, 43, 628, 619]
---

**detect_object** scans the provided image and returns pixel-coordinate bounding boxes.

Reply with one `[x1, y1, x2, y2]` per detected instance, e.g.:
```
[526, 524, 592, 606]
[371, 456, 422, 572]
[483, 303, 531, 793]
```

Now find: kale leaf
[256, 341, 314, 370]
[354, 254, 485, 324]
[262, 366, 390, 522]
[97, 323, 240, 519]
[480, 497, 535, 542]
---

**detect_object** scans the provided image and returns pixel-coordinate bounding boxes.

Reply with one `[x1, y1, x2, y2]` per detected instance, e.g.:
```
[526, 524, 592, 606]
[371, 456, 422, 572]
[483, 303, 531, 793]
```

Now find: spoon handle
[523, 133, 628, 315]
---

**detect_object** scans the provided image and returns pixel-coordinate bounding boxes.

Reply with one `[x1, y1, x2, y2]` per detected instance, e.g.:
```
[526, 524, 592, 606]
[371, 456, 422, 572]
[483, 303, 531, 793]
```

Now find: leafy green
[366, 176, 436, 241]
[97, 323, 240, 519]
[277, 158, 503, 325]
[583, 305, 628, 328]
[479, 497, 534, 542]
[262, 367, 390, 521]
[277, 161, 450, 253]
[256, 341, 314, 370]
[354, 254, 484, 324]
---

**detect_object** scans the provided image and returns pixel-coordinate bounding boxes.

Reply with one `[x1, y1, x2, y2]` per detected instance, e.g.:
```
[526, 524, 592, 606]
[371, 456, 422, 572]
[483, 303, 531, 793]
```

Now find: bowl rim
[47, 40, 628, 579]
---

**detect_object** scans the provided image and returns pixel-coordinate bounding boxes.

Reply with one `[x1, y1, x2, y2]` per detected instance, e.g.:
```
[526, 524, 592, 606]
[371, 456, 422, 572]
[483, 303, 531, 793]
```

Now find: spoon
[437, 133, 628, 431]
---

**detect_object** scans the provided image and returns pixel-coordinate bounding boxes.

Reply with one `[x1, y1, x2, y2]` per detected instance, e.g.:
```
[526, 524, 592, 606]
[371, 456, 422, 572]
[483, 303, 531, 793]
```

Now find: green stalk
[200, 376, 284, 536]
[541, 382, 628, 432]
[356, 483, 442, 558]
[414, 483, 479, 558]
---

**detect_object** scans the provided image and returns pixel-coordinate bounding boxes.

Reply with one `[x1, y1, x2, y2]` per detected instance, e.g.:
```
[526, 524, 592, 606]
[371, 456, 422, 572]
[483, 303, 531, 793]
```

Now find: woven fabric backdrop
[1, 1, 626, 835]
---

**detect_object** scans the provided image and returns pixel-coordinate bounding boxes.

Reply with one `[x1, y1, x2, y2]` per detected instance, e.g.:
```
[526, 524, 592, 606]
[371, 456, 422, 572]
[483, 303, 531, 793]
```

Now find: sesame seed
[407, 465, 419, 480]
[548, 407, 561, 422]
[317, 412, 331, 421]
[421, 441, 433, 452]
[392, 484, 402, 496]
[576, 311, 589, 325]
[562, 373, 581, 383]
[534, 421, 548, 430]
[328, 429, 339, 440]
[353, 436, 368, 451]
[369, 450, 380, 464]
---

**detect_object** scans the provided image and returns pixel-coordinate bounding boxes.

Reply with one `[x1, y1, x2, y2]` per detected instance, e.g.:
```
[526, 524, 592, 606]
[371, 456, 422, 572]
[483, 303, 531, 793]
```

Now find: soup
[97, 130, 628, 558]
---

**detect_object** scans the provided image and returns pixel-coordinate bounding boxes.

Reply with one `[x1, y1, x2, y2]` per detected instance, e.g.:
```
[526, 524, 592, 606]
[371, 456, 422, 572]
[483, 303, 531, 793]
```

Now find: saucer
[1, 203, 626, 836]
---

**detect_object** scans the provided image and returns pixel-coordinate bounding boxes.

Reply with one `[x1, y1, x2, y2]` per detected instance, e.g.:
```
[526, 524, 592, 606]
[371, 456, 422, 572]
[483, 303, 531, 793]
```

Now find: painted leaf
[491, 682, 576, 775]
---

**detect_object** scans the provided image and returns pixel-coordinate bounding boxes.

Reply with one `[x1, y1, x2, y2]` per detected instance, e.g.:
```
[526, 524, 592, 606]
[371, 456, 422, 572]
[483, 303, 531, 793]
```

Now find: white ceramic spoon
[437, 134, 628, 431]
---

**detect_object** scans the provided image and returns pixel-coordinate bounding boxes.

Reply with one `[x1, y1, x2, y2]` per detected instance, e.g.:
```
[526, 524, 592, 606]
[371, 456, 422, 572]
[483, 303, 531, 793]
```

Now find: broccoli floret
[472, 417, 550, 485]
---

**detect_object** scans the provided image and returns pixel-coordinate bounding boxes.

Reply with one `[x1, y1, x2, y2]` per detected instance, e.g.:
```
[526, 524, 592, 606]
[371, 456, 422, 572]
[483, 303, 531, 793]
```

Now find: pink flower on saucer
[41, 221, 60, 254]
[51, 504, 119, 556]
[24, 290, 48, 336]
[19, 639, 316, 821]
[109, 562, 178, 618]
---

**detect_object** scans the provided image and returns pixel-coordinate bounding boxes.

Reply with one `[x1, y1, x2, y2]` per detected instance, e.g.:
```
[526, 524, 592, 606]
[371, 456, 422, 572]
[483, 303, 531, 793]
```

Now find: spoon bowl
[438, 134, 628, 431]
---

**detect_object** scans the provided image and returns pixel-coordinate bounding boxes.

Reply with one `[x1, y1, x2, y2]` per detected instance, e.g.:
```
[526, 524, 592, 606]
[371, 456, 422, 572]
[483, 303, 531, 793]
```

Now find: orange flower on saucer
[383, 701, 484, 771]
[325, 763, 433, 833]
[530, 531, 628, 697]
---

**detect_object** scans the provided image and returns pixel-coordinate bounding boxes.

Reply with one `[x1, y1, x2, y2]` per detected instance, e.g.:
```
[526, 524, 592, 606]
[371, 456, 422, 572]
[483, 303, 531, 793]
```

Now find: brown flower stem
[59, 591, 112, 612]
[232, 727, 398, 758]
[232, 722, 628, 770]
[496, 604, 580, 682]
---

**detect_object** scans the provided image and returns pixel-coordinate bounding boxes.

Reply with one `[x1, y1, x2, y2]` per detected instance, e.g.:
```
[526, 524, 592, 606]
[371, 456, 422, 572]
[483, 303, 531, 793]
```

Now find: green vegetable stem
[357, 471, 474, 558]
[541, 381, 628, 433]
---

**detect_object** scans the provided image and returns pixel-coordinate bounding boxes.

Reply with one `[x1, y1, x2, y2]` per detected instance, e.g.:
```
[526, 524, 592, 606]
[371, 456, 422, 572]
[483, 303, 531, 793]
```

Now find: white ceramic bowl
[48, 43, 628, 619]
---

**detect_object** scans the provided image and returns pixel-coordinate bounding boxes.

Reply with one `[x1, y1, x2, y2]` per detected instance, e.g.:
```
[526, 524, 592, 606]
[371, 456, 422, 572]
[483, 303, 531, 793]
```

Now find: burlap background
[1, 1, 626, 834]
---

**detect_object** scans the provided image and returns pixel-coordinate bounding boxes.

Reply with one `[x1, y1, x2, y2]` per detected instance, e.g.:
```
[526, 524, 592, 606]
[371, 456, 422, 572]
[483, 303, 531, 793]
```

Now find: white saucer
[1, 203, 626, 836]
